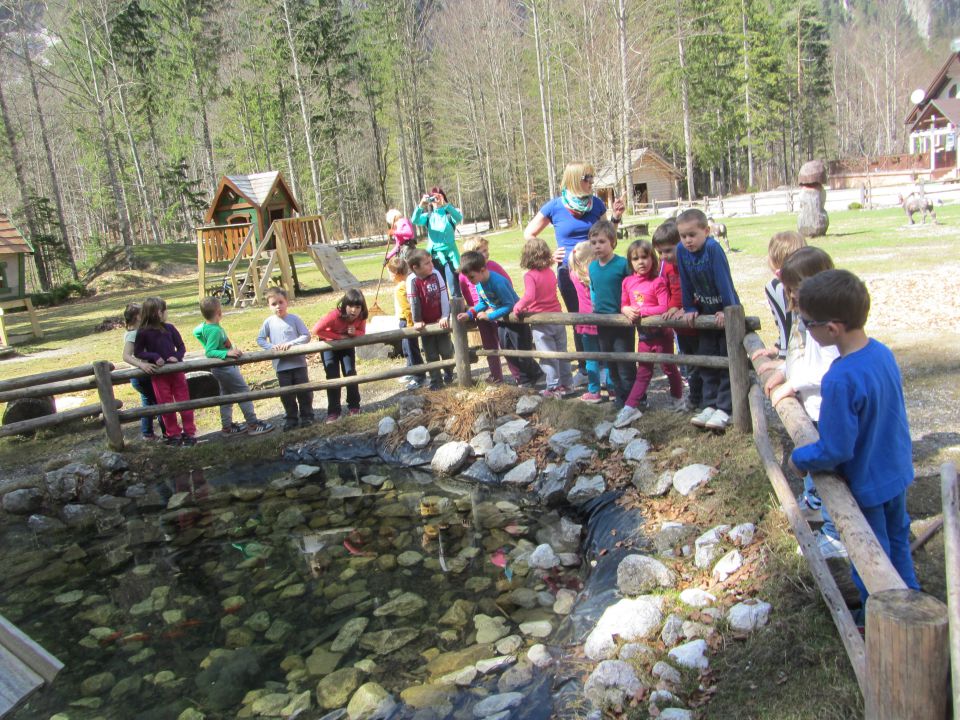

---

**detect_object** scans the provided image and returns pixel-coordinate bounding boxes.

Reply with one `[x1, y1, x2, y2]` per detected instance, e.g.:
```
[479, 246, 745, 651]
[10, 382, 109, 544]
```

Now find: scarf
[561, 188, 593, 218]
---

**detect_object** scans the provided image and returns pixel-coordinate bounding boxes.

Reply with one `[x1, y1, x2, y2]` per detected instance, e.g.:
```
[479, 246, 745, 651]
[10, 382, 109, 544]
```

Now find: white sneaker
[670, 397, 691, 413]
[690, 407, 716, 427]
[614, 405, 643, 428]
[704, 408, 731, 430]
[797, 531, 848, 560]
[397, 375, 413, 385]
[571, 371, 588, 388]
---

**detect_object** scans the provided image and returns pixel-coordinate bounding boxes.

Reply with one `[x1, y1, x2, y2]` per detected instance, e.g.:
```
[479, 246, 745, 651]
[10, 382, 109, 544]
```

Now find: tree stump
[1, 396, 56, 436]
[797, 159, 829, 237]
[185, 371, 220, 400]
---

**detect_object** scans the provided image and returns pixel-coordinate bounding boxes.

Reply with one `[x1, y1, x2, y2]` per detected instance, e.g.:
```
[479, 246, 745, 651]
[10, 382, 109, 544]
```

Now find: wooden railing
[197, 223, 254, 263]
[276, 215, 327, 251]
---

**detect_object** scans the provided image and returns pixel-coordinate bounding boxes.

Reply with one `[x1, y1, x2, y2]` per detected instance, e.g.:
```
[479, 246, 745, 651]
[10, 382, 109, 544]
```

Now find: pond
[1, 459, 597, 720]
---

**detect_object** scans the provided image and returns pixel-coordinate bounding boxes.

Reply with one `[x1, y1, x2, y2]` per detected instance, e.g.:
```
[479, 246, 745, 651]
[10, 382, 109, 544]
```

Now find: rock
[282, 691, 312, 718]
[167, 491, 192, 510]
[406, 426, 431, 449]
[681, 620, 713, 640]
[553, 589, 576, 615]
[460, 460, 499, 484]
[358, 627, 419, 655]
[536, 462, 574, 506]
[360, 474, 386, 487]
[306, 648, 343, 676]
[619, 643, 654, 661]
[436, 666, 478, 687]
[431, 441, 472, 475]
[518, 620, 552, 638]
[616, 555, 676, 595]
[399, 684, 454, 712]
[178, 710, 206, 720]
[331, 617, 370, 652]
[594, 421, 613, 440]
[607, 426, 638, 447]
[623, 438, 650, 462]
[659, 709, 694, 720]
[527, 543, 560, 569]
[527, 644, 552, 668]
[95, 494, 131, 511]
[567, 475, 605, 504]
[251, 692, 291, 716]
[438, 599, 475, 628]
[486, 443, 518, 473]
[694, 526, 729, 569]
[660, 614, 683, 647]
[668, 639, 709, 671]
[398, 394, 426, 413]
[649, 689, 681, 711]
[583, 660, 643, 709]
[492, 419, 534, 448]
[80, 671, 116, 695]
[472, 692, 523, 718]
[584, 596, 664, 660]
[292, 464, 321, 479]
[635, 469, 673, 497]
[678, 588, 716, 608]
[470, 431, 494, 457]
[98, 451, 128, 473]
[45, 462, 97, 502]
[427, 644, 496, 677]
[672, 464, 716, 495]
[397, 551, 422, 567]
[495, 635, 522, 655]
[652, 661, 682, 686]
[60, 503, 100, 528]
[508, 588, 538, 609]
[346, 682, 396, 720]
[654, 522, 698, 556]
[377, 417, 396, 436]
[515, 395, 542, 416]
[497, 662, 533, 693]
[2, 488, 43, 515]
[244, 610, 270, 633]
[276, 506, 306, 528]
[317, 668, 363, 710]
[727, 600, 772, 632]
[548, 429, 582, 455]
[474, 614, 511, 644]
[502, 459, 537, 486]
[472, 413, 494, 434]
[475, 655, 516, 674]
[727, 523, 756, 547]
[373, 592, 427, 618]
[712, 549, 743, 581]
[564, 444, 595, 467]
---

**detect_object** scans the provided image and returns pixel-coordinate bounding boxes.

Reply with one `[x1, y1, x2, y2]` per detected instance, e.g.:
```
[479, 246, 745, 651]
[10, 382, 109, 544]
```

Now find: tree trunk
[617, 0, 634, 210]
[277, 77, 300, 203]
[323, 68, 350, 242]
[741, 0, 754, 189]
[677, 0, 695, 200]
[531, 0, 556, 196]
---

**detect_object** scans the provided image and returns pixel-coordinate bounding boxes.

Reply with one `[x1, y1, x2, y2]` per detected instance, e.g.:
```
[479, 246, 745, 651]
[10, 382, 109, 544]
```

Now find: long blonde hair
[570, 241, 593, 286]
[560, 161, 595, 197]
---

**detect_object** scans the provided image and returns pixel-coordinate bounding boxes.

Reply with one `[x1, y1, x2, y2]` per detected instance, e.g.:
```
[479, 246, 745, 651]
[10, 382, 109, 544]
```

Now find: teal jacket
[411, 203, 463, 267]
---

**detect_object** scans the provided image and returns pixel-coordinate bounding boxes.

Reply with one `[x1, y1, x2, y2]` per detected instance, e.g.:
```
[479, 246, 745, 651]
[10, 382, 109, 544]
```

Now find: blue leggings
[851, 491, 919, 603]
[130, 376, 164, 437]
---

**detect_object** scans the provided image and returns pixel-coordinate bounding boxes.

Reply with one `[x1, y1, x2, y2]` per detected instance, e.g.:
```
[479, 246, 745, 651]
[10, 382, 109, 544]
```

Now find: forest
[0, 0, 955, 291]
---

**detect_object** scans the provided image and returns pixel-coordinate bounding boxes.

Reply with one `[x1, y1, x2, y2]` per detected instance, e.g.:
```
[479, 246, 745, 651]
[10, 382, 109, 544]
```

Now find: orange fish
[123, 632, 151, 643]
[176, 619, 203, 628]
[223, 604, 243, 615]
[98, 631, 123, 647]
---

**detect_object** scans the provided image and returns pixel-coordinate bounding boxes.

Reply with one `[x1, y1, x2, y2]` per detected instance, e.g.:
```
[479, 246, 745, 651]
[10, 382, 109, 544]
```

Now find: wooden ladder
[233, 223, 296, 307]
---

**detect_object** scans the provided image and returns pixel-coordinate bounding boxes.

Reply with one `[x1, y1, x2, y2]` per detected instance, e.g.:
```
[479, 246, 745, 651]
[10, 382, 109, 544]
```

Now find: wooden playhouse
[0, 214, 43, 348]
[196, 171, 358, 306]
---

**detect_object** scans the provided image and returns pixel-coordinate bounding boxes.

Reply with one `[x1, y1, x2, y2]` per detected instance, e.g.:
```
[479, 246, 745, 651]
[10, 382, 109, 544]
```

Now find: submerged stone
[317, 668, 363, 710]
[346, 682, 396, 720]
[358, 627, 419, 655]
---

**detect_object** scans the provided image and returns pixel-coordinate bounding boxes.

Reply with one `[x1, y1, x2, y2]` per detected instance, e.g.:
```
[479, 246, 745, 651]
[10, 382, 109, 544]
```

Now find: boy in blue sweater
[790, 269, 919, 605]
[456, 251, 542, 387]
[676, 209, 740, 430]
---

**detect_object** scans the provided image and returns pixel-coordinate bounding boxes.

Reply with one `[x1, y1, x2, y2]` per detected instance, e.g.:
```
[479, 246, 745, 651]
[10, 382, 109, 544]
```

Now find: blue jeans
[580, 333, 601, 394]
[596, 325, 636, 407]
[433, 257, 461, 298]
[130, 376, 164, 437]
[322, 348, 359, 414]
[557, 266, 585, 371]
[802, 474, 838, 541]
[852, 491, 919, 603]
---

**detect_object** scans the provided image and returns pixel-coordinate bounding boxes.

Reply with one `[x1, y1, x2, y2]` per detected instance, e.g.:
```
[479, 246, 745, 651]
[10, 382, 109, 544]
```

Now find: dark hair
[338, 289, 368, 320]
[123, 303, 141, 330]
[798, 269, 870, 330]
[140, 296, 168, 332]
[676, 208, 709, 229]
[200, 296, 221, 321]
[588, 219, 618, 246]
[520, 237, 553, 270]
[387, 256, 409, 276]
[625, 239, 659, 278]
[459, 251, 487, 275]
[429, 186, 448, 204]
[779, 246, 834, 289]
[265, 286, 288, 301]
[652, 221, 679, 248]
[407, 248, 431, 269]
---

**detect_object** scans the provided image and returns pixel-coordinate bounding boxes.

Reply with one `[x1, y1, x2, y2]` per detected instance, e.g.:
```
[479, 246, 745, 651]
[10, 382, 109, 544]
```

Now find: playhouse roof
[0, 214, 33, 254]
[594, 148, 682, 188]
[205, 171, 302, 222]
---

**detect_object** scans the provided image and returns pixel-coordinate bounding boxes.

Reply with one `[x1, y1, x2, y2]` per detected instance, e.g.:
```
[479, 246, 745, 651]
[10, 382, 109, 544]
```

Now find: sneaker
[397, 375, 413, 385]
[580, 391, 603, 404]
[797, 531, 848, 560]
[406, 378, 423, 390]
[325, 413, 341, 424]
[555, 385, 574, 397]
[163, 435, 181, 446]
[221, 422, 246, 436]
[300, 417, 315, 428]
[704, 408, 731, 430]
[670, 397, 690, 413]
[690, 407, 716, 427]
[247, 421, 274, 435]
[798, 491, 823, 511]
[283, 420, 298, 431]
[541, 387, 562, 399]
[179, 434, 197, 446]
[571, 371, 588, 388]
[484, 375, 503, 386]
[348, 408, 361, 416]
[142, 433, 158, 441]
[614, 405, 643, 428]
[443, 372, 454, 385]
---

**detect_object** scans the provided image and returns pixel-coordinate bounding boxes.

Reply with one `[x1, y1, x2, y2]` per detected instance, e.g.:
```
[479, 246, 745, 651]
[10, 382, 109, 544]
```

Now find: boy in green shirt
[194, 297, 274, 435]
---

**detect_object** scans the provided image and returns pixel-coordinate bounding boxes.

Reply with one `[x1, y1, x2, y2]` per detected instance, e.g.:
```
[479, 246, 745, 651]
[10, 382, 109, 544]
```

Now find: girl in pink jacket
[385, 209, 416, 262]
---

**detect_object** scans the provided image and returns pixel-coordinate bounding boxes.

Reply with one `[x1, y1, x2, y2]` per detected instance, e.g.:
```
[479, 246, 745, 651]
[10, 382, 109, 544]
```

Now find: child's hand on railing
[714, 311, 725, 329]
[438, 317, 450, 329]
[456, 312, 470, 322]
[755, 359, 783, 376]
[663, 307, 682, 320]
[683, 311, 698, 327]
[763, 369, 786, 396]
[770, 383, 795, 407]
[751, 346, 778, 362]
[166, 356, 179, 364]
[413, 321, 426, 331]
[476, 311, 489, 321]
[622, 306, 639, 322]
[141, 361, 159, 374]
[226, 348, 242, 359]
[275, 342, 292, 351]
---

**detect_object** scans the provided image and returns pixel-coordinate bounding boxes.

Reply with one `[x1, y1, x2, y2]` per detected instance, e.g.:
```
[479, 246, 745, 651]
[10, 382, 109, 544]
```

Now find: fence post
[93, 361, 124, 451]
[652, 199, 658, 215]
[941, 462, 960, 715]
[196, 228, 206, 301]
[749, 194, 757, 214]
[723, 305, 750, 432]
[449, 297, 473, 388]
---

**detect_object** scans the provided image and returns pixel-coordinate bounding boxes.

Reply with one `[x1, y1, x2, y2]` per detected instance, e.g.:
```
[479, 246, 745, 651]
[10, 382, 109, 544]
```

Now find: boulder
[527, 644, 552, 668]
[668, 639, 709, 671]
[317, 668, 363, 710]
[493, 419, 534, 448]
[472, 692, 523, 718]
[527, 543, 560, 569]
[727, 523, 756, 547]
[635, 470, 673, 497]
[406, 426, 431, 449]
[372, 592, 427, 618]
[548, 429, 582, 455]
[607, 427, 639, 448]
[2, 488, 43, 515]
[712, 549, 743, 581]
[502, 459, 537, 486]
[653, 522, 698, 556]
[678, 588, 716, 608]
[583, 660, 643, 709]
[346, 683, 396, 720]
[672, 464, 716, 495]
[515, 395, 542, 416]
[459, 460, 499, 485]
[564, 444, 595, 467]
[616, 555, 676, 595]
[567, 475, 605, 504]
[485, 443, 518, 473]
[470, 431, 494, 457]
[652, 661, 682, 686]
[584, 596, 663, 660]
[377, 416, 396, 436]
[694, 526, 730, 570]
[594, 421, 613, 441]
[660, 614, 683, 647]
[623, 438, 650, 462]
[60, 503, 100, 528]
[292, 464, 321, 479]
[727, 600, 771, 632]
[44, 462, 98, 503]
[98, 451, 128, 473]
[431, 441, 472, 475]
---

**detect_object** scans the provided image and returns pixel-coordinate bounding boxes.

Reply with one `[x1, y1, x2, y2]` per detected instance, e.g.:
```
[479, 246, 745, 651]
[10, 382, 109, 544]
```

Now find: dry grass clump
[391, 383, 527, 444]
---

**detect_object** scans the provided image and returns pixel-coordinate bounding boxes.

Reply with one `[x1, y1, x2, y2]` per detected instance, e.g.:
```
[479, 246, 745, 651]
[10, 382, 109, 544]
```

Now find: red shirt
[660, 260, 693, 336]
[312, 309, 366, 341]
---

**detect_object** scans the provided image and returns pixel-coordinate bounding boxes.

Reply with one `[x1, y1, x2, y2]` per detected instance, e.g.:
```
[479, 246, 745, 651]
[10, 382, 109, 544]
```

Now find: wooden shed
[205, 171, 301, 244]
[0, 214, 42, 347]
[594, 149, 681, 208]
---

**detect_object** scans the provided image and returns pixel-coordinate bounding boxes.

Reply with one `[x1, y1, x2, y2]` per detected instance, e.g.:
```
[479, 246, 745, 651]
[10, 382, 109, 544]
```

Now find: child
[256, 287, 314, 430]
[390, 256, 427, 390]
[313, 289, 367, 422]
[675, 208, 740, 430]
[654, 222, 699, 411]
[588, 220, 634, 408]
[122, 303, 165, 440]
[411, 187, 463, 298]
[458, 235, 517, 385]
[193, 297, 274, 436]
[763, 247, 845, 558]
[133, 297, 196, 446]
[569, 241, 602, 403]
[406, 249, 454, 390]
[514, 237, 573, 397]
[790, 269, 919, 605]
[751, 231, 807, 372]
[456, 251, 542, 387]
[615, 239, 684, 427]
[385, 209, 416, 263]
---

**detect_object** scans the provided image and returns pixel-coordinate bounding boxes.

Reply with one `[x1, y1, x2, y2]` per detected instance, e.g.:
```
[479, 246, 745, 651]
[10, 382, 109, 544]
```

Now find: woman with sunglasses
[523, 162, 625, 375]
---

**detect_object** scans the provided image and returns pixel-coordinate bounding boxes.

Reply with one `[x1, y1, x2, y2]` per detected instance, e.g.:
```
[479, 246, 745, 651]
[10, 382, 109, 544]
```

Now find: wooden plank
[476, 347, 730, 368]
[0, 614, 63, 684]
[94, 361, 123, 451]
[197, 228, 206, 300]
[0, 644, 44, 719]
[23, 299, 41, 340]
[497, 311, 760, 332]
[941, 462, 960, 719]
[307, 244, 360, 291]
[724, 305, 751, 431]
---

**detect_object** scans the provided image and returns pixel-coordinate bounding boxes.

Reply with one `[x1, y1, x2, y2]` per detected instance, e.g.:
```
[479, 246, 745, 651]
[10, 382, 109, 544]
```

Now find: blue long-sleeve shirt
[791, 339, 913, 508]
[469, 270, 519, 322]
[676, 238, 739, 314]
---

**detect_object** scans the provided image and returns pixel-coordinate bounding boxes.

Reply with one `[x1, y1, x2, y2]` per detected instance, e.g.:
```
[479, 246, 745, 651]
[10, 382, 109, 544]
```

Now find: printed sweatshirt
[676, 237, 739, 315]
[469, 270, 521, 322]
[406, 269, 450, 324]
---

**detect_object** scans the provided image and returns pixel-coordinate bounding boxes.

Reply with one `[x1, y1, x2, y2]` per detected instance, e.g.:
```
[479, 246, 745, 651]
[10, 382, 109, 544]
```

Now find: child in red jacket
[313, 289, 367, 422]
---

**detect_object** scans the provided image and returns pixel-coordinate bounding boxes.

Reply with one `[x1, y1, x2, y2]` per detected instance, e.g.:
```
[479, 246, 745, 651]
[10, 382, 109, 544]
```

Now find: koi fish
[490, 548, 508, 568]
[123, 632, 151, 643]
[176, 619, 203, 629]
[223, 604, 244, 615]
[160, 629, 187, 640]
[98, 631, 123, 647]
[343, 540, 375, 557]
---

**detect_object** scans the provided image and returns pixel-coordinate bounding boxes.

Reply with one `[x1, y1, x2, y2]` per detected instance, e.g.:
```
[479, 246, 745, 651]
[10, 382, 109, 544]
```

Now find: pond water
[1, 460, 591, 719]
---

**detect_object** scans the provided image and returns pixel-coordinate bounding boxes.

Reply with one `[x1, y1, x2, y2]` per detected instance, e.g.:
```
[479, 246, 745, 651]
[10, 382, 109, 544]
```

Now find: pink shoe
[580, 392, 603, 404]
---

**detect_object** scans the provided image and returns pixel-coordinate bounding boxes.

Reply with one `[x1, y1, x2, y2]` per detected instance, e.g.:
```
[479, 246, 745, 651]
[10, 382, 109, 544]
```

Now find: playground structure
[196, 172, 359, 305]
[0, 214, 43, 348]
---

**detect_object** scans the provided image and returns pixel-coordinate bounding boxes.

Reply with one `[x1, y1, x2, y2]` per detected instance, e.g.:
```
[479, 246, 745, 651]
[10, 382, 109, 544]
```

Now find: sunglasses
[800, 316, 843, 328]
[581, 174, 594, 182]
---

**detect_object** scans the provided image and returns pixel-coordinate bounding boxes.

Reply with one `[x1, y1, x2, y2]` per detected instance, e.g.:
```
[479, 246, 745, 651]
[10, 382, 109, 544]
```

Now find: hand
[714, 311, 725, 329]
[552, 247, 566, 265]
[622, 306, 639, 322]
[439, 317, 450, 329]
[683, 311, 698, 328]
[413, 321, 426, 331]
[663, 307, 682, 320]
[456, 312, 470, 322]
[226, 348, 242, 359]
[751, 347, 778, 362]
[612, 192, 626, 219]
[421, 194, 433, 206]
[756, 359, 783, 377]
[155, 358, 165, 367]
[275, 342, 292, 351]
[770, 384, 795, 407]
[347, 327, 355, 336]
[476, 311, 489, 321]
[763, 370, 785, 396]
[141, 361, 159, 374]
[166, 356, 179, 364]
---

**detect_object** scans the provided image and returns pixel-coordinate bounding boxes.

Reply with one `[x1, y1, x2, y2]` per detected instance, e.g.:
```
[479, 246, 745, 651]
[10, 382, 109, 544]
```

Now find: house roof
[913, 97, 960, 128]
[204, 171, 302, 222]
[594, 148, 682, 188]
[0, 214, 33, 254]
[905, 52, 960, 128]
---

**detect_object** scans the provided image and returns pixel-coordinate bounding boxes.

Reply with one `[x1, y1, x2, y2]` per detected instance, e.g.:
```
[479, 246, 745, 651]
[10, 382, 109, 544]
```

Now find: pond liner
[282, 431, 438, 467]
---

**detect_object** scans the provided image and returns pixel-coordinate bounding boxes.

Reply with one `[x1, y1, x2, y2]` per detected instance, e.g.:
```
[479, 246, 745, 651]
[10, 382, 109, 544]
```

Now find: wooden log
[476, 347, 730, 369]
[23, 298, 42, 340]
[941, 462, 960, 718]
[500, 311, 760, 332]
[749, 385, 867, 690]
[724, 305, 751, 432]
[910, 514, 943, 552]
[743, 331, 907, 595]
[0, 364, 98, 393]
[93, 361, 123, 451]
[449, 297, 472, 388]
[864, 589, 949, 719]
[197, 227, 206, 301]
[0, 401, 118, 439]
